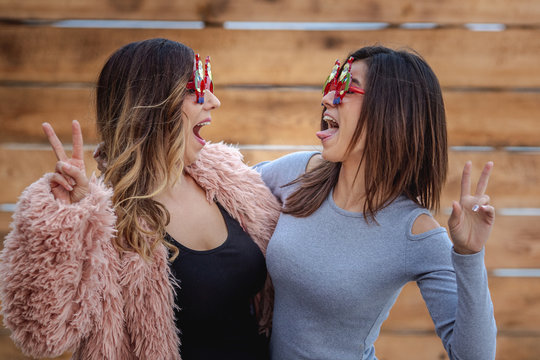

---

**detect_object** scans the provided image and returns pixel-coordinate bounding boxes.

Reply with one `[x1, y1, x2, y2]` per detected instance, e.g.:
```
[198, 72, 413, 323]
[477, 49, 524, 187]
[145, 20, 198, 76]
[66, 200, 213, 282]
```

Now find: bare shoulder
[306, 153, 324, 172]
[411, 213, 441, 235]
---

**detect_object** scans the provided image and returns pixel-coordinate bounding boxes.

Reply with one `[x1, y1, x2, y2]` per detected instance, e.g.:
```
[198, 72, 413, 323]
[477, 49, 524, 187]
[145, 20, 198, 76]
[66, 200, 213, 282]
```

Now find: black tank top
[167, 202, 268, 360]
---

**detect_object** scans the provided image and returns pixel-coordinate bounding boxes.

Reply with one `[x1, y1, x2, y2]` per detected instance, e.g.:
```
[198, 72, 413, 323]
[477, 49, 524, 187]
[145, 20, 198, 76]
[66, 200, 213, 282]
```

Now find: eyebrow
[351, 77, 362, 86]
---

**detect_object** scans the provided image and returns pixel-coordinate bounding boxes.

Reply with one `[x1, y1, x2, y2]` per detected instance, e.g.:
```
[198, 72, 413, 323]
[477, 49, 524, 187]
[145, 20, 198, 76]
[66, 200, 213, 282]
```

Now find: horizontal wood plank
[1, 209, 538, 270]
[1, 329, 538, 360]
[1, 0, 539, 24]
[0, 275, 538, 359]
[0, 87, 98, 143]
[375, 332, 540, 360]
[435, 215, 540, 269]
[0, 333, 537, 360]
[383, 277, 540, 332]
[0, 148, 99, 204]
[375, 333, 450, 360]
[1, 148, 540, 208]
[2, 209, 539, 269]
[241, 149, 540, 208]
[1, 148, 540, 269]
[0, 334, 70, 360]
[1, 26, 540, 88]
[1, 327, 538, 360]
[0, 211, 12, 244]
[444, 91, 540, 147]
[2, 87, 540, 147]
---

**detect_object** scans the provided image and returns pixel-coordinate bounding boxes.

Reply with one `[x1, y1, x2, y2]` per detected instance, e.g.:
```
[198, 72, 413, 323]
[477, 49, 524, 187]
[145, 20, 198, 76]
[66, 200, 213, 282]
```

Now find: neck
[333, 157, 366, 212]
[153, 172, 193, 202]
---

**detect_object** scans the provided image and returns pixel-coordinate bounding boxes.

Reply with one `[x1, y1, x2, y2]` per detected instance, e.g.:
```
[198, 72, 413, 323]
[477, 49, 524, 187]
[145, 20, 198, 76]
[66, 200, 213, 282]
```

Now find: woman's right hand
[42, 120, 89, 204]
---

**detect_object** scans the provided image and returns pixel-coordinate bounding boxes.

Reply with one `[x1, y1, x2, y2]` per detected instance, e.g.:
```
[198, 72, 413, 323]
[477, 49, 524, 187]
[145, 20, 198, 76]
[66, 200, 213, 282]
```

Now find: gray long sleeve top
[255, 151, 497, 360]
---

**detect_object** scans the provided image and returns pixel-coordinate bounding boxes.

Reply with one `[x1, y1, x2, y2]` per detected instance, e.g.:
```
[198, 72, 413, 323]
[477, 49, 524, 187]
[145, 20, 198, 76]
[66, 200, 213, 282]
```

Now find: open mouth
[316, 115, 339, 142]
[323, 115, 339, 129]
[193, 119, 210, 145]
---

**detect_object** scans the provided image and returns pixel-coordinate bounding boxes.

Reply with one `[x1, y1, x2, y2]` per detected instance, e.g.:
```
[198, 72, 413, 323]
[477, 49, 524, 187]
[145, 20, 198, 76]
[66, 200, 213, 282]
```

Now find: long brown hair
[96, 38, 194, 260]
[284, 46, 448, 221]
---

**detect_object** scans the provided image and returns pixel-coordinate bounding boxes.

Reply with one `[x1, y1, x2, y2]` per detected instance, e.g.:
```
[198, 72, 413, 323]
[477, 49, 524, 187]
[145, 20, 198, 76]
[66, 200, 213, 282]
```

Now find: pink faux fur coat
[0, 143, 281, 360]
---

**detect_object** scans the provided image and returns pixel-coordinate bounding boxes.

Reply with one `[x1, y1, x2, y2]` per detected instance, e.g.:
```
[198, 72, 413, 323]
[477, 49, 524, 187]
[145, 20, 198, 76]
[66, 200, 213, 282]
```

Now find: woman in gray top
[255, 45, 497, 359]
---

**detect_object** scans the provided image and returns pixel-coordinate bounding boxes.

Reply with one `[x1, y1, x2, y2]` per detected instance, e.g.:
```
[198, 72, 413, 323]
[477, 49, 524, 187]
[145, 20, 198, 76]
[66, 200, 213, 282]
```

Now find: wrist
[453, 245, 482, 255]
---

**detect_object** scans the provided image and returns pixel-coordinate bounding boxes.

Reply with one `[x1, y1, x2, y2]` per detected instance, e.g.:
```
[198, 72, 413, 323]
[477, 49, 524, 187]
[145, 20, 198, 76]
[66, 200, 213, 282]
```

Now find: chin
[320, 148, 342, 163]
[321, 145, 344, 162]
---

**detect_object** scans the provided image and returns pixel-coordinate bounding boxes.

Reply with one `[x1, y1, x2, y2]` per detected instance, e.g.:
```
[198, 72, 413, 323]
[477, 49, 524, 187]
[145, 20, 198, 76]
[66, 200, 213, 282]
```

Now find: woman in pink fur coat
[0, 38, 280, 360]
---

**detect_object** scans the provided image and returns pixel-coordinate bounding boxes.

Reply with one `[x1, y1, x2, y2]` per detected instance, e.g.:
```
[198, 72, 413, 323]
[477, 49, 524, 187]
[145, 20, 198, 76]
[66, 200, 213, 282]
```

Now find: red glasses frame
[186, 54, 214, 104]
[322, 57, 365, 105]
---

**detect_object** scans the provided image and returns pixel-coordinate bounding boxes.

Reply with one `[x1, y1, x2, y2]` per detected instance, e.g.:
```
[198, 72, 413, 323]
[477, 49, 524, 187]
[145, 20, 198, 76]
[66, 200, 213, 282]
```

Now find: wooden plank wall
[1, 1, 539, 359]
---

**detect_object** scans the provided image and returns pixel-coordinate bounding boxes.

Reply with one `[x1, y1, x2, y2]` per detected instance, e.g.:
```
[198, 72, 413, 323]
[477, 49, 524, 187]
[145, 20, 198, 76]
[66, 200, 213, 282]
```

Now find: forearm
[446, 249, 497, 360]
[0, 175, 116, 357]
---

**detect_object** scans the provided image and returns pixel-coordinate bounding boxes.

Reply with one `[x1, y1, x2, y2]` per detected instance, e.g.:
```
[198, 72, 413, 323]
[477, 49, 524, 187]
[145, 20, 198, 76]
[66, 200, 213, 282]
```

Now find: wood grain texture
[1, 0, 539, 24]
[0, 87, 97, 143]
[2, 87, 540, 146]
[375, 333, 540, 360]
[434, 215, 540, 270]
[0, 148, 99, 204]
[1, 209, 538, 270]
[0, 2, 538, 358]
[1, 276, 538, 359]
[1, 26, 540, 87]
[382, 277, 540, 332]
[1, 148, 540, 208]
[0, 335, 70, 360]
[2, 333, 539, 360]
[2, 208, 539, 269]
[240, 149, 540, 208]
[1, 148, 540, 270]
[0, 211, 12, 238]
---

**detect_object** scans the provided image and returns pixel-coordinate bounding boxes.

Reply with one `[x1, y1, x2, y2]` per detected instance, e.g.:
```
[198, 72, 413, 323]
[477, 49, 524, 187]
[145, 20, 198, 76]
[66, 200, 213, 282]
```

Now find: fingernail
[472, 204, 480, 212]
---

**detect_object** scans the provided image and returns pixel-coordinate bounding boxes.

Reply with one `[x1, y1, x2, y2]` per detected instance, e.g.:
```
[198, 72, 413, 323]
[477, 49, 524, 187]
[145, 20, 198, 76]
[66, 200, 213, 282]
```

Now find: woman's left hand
[448, 161, 495, 255]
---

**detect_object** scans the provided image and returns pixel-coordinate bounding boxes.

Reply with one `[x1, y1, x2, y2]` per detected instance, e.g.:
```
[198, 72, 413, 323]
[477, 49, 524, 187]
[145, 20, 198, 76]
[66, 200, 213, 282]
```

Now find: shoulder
[306, 153, 324, 172]
[257, 150, 320, 171]
[411, 213, 441, 235]
[385, 197, 447, 241]
[254, 150, 320, 183]
[188, 142, 249, 179]
[196, 142, 244, 167]
[187, 142, 274, 200]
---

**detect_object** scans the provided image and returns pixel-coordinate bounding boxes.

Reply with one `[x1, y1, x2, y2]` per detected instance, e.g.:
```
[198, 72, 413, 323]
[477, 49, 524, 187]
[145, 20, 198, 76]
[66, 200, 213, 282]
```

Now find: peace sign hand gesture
[42, 120, 89, 204]
[448, 161, 495, 255]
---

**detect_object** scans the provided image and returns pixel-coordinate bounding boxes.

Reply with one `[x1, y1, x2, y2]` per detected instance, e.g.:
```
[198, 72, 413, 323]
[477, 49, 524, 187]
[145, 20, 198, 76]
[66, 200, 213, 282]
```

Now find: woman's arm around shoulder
[252, 150, 321, 201]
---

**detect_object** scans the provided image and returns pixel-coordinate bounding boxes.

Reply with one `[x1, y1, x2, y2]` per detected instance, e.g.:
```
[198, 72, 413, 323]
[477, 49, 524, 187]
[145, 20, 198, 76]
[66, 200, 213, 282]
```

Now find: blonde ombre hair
[95, 39, 194, 260]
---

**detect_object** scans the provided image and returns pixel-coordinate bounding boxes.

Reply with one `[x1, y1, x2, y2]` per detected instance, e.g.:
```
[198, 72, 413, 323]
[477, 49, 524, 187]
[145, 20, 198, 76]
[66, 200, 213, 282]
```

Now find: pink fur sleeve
[0, 174, 118, 358]
[120, 245, 181, 360]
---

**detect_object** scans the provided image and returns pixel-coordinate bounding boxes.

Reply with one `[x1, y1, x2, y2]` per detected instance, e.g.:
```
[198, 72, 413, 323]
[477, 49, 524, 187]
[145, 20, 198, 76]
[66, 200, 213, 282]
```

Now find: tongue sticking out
[316, 128, 338, 141]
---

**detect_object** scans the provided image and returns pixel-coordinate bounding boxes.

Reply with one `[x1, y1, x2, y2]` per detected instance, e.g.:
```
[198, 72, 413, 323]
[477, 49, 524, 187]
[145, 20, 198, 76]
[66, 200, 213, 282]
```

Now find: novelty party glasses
[323, 57, 365, 105]
[187, 54, 214, 104]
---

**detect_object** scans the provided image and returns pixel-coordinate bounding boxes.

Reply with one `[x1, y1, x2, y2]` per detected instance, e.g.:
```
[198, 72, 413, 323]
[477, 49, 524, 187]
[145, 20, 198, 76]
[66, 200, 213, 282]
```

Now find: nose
[204, 91, 221, 110]
[321, 91, 336, 108]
